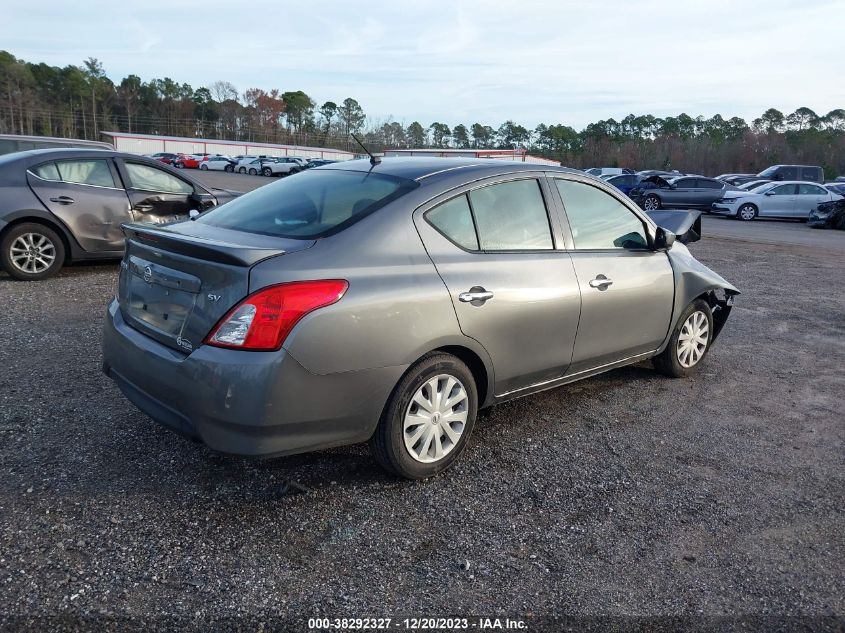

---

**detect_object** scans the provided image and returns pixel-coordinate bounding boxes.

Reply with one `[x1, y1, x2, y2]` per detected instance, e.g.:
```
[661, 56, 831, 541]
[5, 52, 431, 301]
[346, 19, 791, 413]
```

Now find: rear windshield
[197, 169, 418, 239]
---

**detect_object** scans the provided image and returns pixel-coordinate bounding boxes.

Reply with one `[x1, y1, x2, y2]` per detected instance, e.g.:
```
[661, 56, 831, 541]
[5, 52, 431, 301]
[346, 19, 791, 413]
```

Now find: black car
[808, 198, 845, 229]
[306, 159, 338, 168]
[0, 149, 241, 280]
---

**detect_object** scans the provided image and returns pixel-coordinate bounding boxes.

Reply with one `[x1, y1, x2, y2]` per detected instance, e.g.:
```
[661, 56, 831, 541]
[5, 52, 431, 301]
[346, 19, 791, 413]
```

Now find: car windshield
[757, 166, 779, 177]
[196, 168, 418, 239]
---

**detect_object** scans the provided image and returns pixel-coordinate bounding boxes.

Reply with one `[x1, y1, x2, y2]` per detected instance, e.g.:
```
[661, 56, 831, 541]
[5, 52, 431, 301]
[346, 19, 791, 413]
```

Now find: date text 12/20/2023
[307, 617, 528, 630]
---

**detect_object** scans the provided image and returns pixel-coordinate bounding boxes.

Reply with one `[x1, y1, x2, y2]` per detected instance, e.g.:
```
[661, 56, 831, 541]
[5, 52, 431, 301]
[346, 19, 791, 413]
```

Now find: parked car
[235, 157, 271, 175]
[710, 181, 842, 221]
[101, 157, 738, 479]
[736, 179, 771, 191]
[0, 133, 113, 156]
[260, 157, 306, 177]
[824, 183, 845, 196]
[808, 198, 845, 229]
[199, 156, 237, 172]
[0, 149, 241, 280]
[605, 173, 641, 195]
[585, 167, 635, 177]
[146, 152, 179, 165]
[722, 175, 766, 187]
[173, 154, 203, 169]
[629, 175, 732, 210]
[307, 159, 338, 168]
[757, 164, 824, 183]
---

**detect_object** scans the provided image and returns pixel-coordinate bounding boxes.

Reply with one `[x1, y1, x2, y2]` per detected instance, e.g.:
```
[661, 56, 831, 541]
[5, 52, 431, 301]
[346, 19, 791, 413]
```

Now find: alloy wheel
[403, 374, 469, 463]
[676, 311, 709, 368]
[9, 232, 57, 274]
[644, 196, 659, 210]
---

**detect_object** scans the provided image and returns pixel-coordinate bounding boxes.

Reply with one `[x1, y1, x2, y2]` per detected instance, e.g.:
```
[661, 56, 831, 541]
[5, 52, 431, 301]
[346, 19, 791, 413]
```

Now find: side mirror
[654, 226, 676, 250]
[189, 209, 200, 219]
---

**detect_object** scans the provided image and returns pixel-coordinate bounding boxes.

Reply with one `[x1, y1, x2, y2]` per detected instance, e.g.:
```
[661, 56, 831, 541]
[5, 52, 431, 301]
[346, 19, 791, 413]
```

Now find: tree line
[1, 51, 843, 177]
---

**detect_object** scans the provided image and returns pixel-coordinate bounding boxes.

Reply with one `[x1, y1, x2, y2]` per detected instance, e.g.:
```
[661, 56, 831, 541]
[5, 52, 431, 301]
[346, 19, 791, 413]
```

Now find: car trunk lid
[118, 221, 315, 353]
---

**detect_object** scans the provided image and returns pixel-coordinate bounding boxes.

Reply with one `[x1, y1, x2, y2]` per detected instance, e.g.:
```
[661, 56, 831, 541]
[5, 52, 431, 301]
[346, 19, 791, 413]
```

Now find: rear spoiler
[122, 223, 286, 267]
[645, 210, 702, 244]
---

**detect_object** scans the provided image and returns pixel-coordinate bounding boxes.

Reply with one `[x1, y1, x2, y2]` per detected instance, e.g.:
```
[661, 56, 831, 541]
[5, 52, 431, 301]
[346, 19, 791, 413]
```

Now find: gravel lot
[0, 223, 843, 630]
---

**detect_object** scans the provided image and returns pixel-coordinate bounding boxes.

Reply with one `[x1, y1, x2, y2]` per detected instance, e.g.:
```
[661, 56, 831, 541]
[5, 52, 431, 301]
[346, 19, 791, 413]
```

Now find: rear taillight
[205, 280, 348, 351]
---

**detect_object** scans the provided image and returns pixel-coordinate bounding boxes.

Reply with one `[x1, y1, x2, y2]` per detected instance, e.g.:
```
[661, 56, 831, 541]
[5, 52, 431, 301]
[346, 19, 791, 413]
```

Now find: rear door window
[699, 179, 723, 189]
[801, 167, 819, 181]
[426, 195, 479, 250]
[798, 184, 825, 195]
[468, 179, 553, 251]
[32, 159, 116, 187]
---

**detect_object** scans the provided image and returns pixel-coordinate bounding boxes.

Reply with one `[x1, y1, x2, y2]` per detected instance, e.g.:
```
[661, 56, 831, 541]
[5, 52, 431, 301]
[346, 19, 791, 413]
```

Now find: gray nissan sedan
[102, 158, 739, 479]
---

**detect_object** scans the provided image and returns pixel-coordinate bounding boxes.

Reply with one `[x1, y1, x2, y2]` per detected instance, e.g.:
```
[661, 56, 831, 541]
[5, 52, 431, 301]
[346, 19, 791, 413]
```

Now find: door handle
[458, 288, 494, 304]
[49, 196, 74, 205]
[589, 276, 613, 290]
[135, 203, 154, 212]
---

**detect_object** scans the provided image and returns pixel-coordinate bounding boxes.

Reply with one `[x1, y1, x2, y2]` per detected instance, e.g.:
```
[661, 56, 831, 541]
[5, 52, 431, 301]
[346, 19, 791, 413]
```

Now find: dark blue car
[605, 173, 641, 195]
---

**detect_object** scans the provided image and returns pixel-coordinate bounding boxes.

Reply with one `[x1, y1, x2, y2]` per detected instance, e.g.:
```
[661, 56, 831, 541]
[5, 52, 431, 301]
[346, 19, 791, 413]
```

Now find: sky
[2, 0, 844, 130]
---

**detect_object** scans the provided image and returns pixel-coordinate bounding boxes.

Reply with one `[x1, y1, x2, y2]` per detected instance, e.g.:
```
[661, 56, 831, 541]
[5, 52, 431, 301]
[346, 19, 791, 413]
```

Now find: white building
[383, 148, 559, 166]
[100, 132, 355, 161]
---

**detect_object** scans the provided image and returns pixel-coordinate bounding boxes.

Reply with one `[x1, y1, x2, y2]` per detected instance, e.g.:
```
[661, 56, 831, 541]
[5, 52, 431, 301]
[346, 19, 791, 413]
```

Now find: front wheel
[369, 353, 478, 479]
[238, 167, 246, 174]
[643, 194, 661, 211]
[1, 223, 66, 281]
[261, 167, 273, 177]
[737, 203, 757, 221]
[248, 168, 258, 175]
[653, 299, 714, 378]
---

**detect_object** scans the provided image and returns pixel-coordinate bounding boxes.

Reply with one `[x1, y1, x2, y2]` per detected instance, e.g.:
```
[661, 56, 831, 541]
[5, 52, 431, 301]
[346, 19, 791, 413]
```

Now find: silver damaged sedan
[102, 158, 739, 479]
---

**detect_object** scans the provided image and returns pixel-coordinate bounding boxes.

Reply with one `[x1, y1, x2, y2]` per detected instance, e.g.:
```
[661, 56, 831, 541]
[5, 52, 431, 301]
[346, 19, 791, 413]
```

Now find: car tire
[248, 168, 258, 175]
[261, 167, 273, 177]
[653, 299, 714, 378]
[1, 223, 66, 281]
[224, 164, 234, 173]
[737, 203, 757, 221]
[643, 194, 661, 211]
[174, 162, 182, 168]
[369, 353, 478, 480]
[290, 168, 300, 175]
[238, 167, 246, 174]
[199, 164, 208, 171]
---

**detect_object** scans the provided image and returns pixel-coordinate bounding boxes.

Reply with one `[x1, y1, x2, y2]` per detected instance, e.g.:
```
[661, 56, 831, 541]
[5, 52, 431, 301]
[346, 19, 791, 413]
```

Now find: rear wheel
[370, 353, 477, 479]
[248, 168, 258, 175]
[224, 164, 234, 173]
[654, 299, 713, 378]
[238, 167, 246, 174]
[737, 203, 757, 221]
[643, 194, 661, 211]
[199, 164, 208, 171]
[290, 167, 300, 175]
[1, 223, 66, 281]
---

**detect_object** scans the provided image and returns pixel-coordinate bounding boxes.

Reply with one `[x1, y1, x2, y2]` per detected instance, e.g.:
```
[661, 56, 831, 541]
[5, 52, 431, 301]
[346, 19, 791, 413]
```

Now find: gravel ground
[0, 235, 843, 632]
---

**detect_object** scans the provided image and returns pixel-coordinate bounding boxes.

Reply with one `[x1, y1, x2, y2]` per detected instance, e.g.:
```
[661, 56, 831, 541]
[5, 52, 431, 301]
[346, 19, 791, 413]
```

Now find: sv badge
[207, 293, 221, 302]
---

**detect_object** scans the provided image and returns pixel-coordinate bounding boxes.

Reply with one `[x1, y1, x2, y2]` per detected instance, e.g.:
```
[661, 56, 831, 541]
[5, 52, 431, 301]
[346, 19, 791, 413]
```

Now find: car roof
[319, 157, 581, 182]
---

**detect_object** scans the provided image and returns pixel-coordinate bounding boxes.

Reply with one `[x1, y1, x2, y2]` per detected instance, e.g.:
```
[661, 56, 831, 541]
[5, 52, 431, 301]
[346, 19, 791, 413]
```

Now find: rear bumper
[102, 300, 405, 457]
